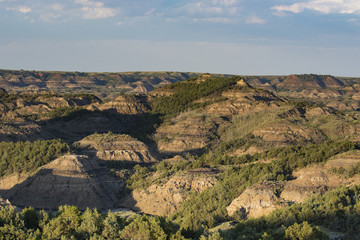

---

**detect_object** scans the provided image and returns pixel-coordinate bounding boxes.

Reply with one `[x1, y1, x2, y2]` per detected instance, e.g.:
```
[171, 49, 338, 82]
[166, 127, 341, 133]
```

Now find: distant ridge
[0, 70, 210, 97]
[277, 74, 344, 91]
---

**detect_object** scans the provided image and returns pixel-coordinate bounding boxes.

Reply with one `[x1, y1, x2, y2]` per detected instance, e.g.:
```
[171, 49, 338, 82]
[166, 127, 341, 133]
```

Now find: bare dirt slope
[0, 154, 125, 210]
[122, 169, 217, 216]
[227, 150, 360, 219]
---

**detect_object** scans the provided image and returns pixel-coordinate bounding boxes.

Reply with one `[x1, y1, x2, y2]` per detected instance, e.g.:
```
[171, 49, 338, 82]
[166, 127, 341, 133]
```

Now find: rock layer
[227, 182, 286, 219]
[123, 172, 217, 216]
[78, 134, 158, 164]
[0, 154, 125, 210]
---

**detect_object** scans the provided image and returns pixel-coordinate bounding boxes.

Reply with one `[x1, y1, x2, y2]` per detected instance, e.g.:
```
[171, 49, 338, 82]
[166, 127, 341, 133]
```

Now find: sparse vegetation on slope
[0, 71, 359, 239]
[224, 185, 360, 239]
[172, 140, 356, 235]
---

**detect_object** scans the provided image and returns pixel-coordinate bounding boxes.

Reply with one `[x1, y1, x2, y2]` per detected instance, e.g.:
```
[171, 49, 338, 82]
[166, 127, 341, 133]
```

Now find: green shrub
[285, 222, 328, 240]
[0, 139, 70, 177]
[152, 77, 241, 117]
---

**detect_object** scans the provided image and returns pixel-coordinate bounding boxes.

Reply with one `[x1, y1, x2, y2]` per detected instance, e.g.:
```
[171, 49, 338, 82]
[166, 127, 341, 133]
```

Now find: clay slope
[78, 133, 158, 164]
[155, 84, 285, 155]
[94, 94, 151, 114]
[0, 154, 125, 210]
[203, 87, 283, 116]
[227, 181, 286, 218]
[123, 169, 217, 216]
[155, 113, 223, 155]
[227, 150, 360, 219]
[281, 151, 360, 202]
[252, 120, 324, 145]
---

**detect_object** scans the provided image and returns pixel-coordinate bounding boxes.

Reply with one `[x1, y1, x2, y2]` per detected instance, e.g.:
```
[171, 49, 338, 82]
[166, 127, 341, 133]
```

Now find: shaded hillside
[0, 154, 125, 210]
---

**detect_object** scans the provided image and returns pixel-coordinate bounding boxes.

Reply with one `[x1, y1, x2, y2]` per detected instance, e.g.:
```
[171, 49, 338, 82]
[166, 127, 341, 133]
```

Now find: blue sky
[0, 0, 360, 76]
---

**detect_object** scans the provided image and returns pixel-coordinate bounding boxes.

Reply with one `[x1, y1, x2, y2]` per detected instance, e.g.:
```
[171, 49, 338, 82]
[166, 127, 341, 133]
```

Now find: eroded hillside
[0, 72, 360, 239]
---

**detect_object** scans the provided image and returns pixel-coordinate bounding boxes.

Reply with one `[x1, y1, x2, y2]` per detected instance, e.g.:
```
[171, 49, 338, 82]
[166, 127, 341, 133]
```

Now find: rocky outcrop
[155, 113, 222, 155]
[228, 152, 360, 218]
[248, 78, 275, 92]
[280, 167, 332, 203]
[252, 120, 324, 145]
[227, 182, 287, 219]
[96, 95, 151, 114]
[203, 88, 283, 116]
[281, 152, 360, 202]
[0, 197, 11, 208]
[288, 89, 343, 99]
[36, 96, 96, 109]
[123, 172, 217, 216]
[277, 74, 344, 91]
[304, 107, 331, 118]
[0, 173, 29, 190]
[325, 152, 360, 168]
[78, 133, 158, 164]
[326, 100, 360, 112]
[15, 104, 51, 116]
[0, 154, 125, 210]
[154, 85, 286, 155]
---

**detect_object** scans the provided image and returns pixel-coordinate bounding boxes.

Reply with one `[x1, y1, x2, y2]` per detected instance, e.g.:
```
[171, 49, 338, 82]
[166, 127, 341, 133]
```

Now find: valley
[0, 70, 360, 239]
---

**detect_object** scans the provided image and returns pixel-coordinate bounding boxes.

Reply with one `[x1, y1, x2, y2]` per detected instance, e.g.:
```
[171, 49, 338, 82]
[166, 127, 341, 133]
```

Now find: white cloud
[18, 6, 31, 13]
[193, 17, 232, 23]
[172, 0, 241, 23]
[50, 3, 64, 12]
[212, 0, 237, 6]
[272, 0, 360, 14]
[245, 16, 266, 24]
[179, 0, 242, 16]
[3, 0, 117, 21]
[75, 0, 117, 19]
[75, 0, 104, 8]
[6, 6, 32, 13]
[81, 6, 116, 19]
[145, 8, 156, 16]
[186, 2, 223, 15]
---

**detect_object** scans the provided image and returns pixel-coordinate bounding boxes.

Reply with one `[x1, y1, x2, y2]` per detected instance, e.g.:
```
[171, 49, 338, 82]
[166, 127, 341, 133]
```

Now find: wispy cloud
[0, 0, 263, 25]
[193, 17, 232, 23]
[172, 0, 241, 23]
[6, 6, 32, 13]
[50, 3, 64, 12]
[2, 0, 117, 21]
[245, 15, 266, 24]
[75, 0, 116, 19]
[272, 0, 360, 14]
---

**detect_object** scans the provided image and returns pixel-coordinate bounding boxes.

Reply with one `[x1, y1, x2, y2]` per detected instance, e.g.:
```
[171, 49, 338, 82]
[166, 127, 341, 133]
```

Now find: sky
[0, 0, 360, 76]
